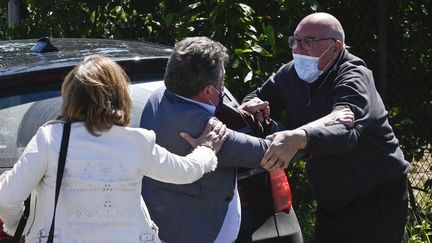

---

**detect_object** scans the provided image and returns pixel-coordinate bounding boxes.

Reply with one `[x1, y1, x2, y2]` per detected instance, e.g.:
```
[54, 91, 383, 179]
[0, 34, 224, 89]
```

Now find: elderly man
[241, 12, 410, 243]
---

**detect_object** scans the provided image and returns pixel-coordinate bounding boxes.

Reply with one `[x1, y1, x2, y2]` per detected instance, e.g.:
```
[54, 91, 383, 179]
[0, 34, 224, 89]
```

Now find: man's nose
[292, 43, 306, 54]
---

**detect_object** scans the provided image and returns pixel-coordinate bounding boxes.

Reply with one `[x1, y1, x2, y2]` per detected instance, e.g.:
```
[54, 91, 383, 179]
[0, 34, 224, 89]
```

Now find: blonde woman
[0, 54, 227, 242]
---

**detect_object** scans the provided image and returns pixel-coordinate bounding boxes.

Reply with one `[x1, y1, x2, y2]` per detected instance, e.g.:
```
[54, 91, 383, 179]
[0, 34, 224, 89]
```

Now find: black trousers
[312, 175, 408, 243]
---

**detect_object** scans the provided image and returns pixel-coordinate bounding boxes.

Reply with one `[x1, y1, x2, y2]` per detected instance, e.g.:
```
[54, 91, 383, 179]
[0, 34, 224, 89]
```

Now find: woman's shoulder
[115, 126, 156, 142]
[43, 119, 66, 126]
[37, 119, 65, 133]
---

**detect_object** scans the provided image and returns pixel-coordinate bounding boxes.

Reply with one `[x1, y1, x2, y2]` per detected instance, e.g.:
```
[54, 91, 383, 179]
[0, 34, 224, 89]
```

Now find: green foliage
[1, 0, 431, 241]
[1, 0, 318, 100]
[406, 212, 432, 243]
[409, 220, 432, 243]
[288, 160, 316, 243]
[385, 1, 432, 162]
[315, 0, 432, 162]
[406, 185, 432, 242]
[0, 1, 8, 39]
[139, 0, 317, 100]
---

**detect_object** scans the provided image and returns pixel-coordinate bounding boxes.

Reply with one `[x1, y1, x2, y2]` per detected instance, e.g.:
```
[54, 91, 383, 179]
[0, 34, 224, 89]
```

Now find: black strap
[11, 197, 30, 242]
[12, 122, 71, 243]
[47, 122, 71, 243]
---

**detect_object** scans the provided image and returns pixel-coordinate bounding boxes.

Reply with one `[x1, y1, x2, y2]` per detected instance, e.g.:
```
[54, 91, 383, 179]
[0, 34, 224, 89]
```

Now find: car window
[0, 100, 33, 169]
[0, 78, 239, 174]
[0, 79, 164, 174]
[0, 90, 60, 110]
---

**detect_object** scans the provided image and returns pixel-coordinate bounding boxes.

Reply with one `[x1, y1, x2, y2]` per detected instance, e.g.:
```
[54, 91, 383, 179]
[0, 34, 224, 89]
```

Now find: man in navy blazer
[139, 37, 278, 242]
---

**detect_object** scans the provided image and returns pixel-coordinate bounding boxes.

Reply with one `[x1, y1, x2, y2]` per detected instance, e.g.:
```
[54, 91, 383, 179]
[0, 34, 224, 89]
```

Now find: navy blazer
[140, 88, 269, 243]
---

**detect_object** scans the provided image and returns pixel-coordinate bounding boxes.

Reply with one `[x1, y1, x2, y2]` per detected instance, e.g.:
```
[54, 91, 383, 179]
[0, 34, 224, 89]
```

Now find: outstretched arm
[260, 107, 355, 170]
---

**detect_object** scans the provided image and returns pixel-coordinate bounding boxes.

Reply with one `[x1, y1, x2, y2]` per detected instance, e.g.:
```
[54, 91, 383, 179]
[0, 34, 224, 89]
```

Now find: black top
[243, 48, 410, 210]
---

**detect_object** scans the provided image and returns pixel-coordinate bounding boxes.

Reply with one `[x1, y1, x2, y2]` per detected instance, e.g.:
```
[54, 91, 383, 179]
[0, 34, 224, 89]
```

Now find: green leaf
[251, 44, 272, 57]
[244, 71, 253, 83]
[238, 3, 254, 16]
[234, 48, 253, 55]
[187, 2, 201, 10]
[247, 25, 257, 33]
[263, 24, 276, 52]
[164, 13, 174, 26]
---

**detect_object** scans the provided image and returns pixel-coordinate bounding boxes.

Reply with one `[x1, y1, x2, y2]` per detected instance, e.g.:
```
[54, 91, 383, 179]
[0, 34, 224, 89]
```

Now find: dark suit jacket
[140, 88, 269, 243]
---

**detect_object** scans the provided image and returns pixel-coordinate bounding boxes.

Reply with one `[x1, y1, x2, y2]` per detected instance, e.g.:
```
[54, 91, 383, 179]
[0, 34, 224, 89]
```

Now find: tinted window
[0, 79, 165, 174]
[0, 75, 239, 174]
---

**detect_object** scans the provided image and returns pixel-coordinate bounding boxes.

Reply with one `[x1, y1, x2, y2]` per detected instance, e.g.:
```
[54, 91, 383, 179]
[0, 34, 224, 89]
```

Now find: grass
[406, 209, 432, 243]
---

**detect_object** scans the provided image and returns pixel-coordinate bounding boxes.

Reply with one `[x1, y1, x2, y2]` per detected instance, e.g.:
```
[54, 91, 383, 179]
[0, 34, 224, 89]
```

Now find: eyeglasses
[288, 36, 336, 50]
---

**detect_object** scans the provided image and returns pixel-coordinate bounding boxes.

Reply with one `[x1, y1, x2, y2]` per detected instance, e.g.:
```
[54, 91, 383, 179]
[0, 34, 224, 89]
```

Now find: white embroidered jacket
[0, 121, 217, 242]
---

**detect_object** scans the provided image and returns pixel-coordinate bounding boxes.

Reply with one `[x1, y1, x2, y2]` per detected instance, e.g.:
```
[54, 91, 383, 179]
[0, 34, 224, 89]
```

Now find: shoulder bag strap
[12, 122, 71, 243]
[47, 122, 71, 243]
[11, 197, 30, 242]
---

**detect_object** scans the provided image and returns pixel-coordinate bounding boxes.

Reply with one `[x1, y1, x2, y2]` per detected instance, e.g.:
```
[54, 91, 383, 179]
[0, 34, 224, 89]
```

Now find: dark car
[0, 38, 302, 242]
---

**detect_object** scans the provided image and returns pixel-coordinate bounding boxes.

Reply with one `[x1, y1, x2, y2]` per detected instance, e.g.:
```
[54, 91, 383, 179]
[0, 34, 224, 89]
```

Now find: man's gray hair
[164, 36, 229, 97]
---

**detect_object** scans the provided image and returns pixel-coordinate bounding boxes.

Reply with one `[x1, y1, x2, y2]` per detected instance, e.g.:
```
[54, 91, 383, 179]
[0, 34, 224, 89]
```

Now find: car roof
[0, 38, 172, 97]
[0, 38, 172, 77]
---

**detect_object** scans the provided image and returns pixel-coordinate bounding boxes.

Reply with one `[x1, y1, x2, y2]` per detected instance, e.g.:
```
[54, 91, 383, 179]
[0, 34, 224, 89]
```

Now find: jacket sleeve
[242, 64, 290, 115]
[0, 127, 49, 234]
[215, 129, 270, 169]
[141, 129, 218, 184]
[303, 65, 379, 154]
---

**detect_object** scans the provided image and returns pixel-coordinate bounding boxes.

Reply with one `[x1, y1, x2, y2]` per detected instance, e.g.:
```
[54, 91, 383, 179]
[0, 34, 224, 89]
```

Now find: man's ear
[194, 85, 212, 102]
[201, 84, 213, 97]
[334, 40, 344, 52]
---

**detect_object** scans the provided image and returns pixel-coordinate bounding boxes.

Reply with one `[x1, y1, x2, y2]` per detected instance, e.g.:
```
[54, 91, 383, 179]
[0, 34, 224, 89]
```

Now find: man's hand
[239, 97, 270, 123]
[330, 107, 355, 127]
[260, 129, 307, 170]
[179, 118, 229, 153]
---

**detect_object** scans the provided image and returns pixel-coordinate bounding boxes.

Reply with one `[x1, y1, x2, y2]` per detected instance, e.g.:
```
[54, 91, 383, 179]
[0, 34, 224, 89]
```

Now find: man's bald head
[297, 12, 345, 43]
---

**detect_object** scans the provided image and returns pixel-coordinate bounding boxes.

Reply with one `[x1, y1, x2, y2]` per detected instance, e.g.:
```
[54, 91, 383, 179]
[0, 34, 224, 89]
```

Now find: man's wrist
[200, 143, 216, 152]
[296, 129, 308, 149]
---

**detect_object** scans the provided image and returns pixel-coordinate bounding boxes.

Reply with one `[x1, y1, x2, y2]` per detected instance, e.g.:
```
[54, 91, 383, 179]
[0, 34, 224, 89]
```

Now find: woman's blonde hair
[61, 54, 131, 135]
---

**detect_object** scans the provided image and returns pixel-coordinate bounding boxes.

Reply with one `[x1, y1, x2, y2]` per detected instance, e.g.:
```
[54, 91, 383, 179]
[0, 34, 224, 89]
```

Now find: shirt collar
[311, 48, 345, 88]
[174, 93, 216, 115]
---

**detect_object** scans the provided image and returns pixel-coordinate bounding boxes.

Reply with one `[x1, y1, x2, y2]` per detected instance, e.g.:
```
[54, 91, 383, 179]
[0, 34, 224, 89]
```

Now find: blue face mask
[293, 42, 335, 83]
[293, 54, 323, 83]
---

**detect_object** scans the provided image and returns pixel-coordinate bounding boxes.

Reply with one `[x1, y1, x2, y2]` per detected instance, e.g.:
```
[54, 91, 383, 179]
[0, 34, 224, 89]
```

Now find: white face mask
[293, 54, 322, 83]
[293, 42, 335, 83]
